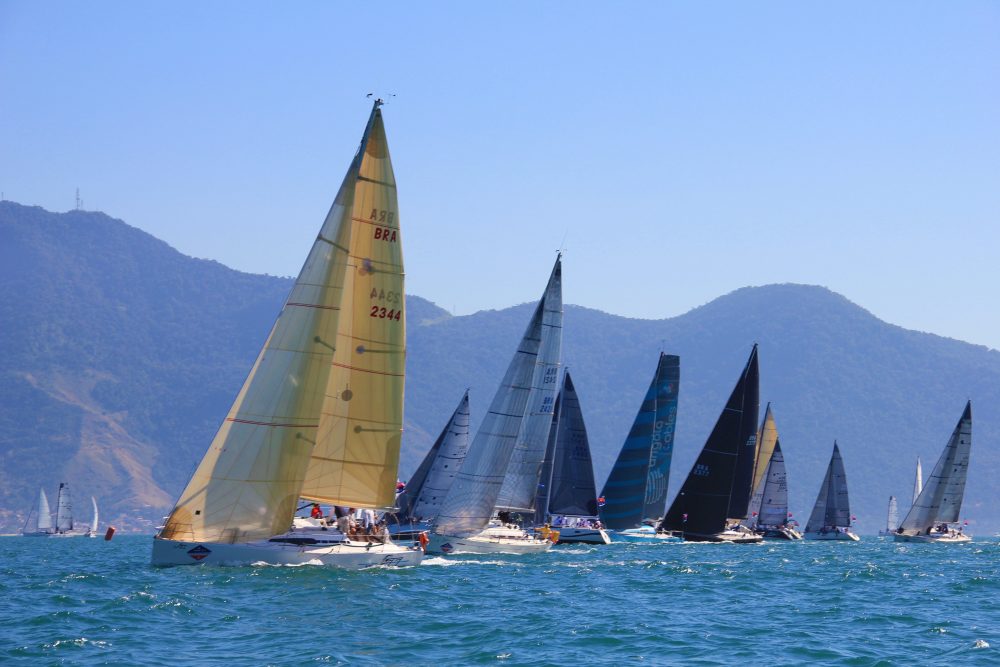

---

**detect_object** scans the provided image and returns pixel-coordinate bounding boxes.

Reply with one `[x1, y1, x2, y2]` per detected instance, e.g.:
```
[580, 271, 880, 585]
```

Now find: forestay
[897, 402, 972, 535]
[160, 102, 403, 543]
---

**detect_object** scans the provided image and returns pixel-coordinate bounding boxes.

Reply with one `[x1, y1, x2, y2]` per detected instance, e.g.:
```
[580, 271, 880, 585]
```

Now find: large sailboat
[389, 391, 471, 541]
[534, 371, 609, 545]
[599, 353, 680, 542]
[152, 101, 423, 568]
[804, 443, 859, 541]
[658, 345, 762, 543]
[430, 257, 563, 554]
[878, 496, 898, 537]
[894, 402, 972, 543]
[22, 488, 53, 537]
[748, 442, 802, 540]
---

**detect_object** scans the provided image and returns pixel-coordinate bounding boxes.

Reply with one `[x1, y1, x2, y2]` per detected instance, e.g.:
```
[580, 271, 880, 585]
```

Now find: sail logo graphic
[440, 543, 454, 554]
[693, 464, 710, 477]
[187, 545, 212, 561]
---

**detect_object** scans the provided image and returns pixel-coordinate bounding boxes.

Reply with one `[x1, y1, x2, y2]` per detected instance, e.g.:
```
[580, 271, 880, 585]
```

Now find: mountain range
[1, 201, 998, 535]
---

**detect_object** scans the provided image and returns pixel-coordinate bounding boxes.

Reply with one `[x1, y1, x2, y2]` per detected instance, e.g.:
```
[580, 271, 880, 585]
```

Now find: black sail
[542, 372, 600, 519]
[659, 345, 759, 538]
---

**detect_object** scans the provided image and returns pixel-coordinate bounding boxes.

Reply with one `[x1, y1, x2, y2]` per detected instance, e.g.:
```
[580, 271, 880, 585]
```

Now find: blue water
[1, 535, 998, 665]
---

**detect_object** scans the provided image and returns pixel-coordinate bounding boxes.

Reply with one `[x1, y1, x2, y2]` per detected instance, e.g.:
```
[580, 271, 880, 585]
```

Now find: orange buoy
[104, 526, 116, 541]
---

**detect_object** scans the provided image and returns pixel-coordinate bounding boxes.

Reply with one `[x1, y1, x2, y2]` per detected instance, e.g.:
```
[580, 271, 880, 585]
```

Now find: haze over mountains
[1, 201, 998, 534]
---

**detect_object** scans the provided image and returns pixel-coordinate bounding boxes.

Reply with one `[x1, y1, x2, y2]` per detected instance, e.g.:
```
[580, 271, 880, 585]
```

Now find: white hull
[548, 526, 611, 545]
[760, 525, 803, 541]
[151, 536, 423, 568]
[612, 527, 682, 543]
[429, 526, 552, 554]
[893, 532, 971, 544]
[804, 530, 860, 541]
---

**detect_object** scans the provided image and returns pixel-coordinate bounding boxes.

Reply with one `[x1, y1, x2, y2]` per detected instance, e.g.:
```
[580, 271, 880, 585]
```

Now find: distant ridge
[2, 201, 999, 534]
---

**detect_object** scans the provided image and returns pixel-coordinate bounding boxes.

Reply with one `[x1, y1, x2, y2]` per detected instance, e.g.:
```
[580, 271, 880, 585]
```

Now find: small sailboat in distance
[152, 100, 422, 568]
[21, 488, 53, 537]
[913, 457, 923, 504]
[878, 496, 898, 537]
[894, 402, 972, 543]
[804, 443, 859, 541]
[658, 345, 762, 543]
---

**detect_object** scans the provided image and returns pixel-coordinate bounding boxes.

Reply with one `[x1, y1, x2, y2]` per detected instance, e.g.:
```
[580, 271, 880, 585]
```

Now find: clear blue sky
[2, 2, 998, 348]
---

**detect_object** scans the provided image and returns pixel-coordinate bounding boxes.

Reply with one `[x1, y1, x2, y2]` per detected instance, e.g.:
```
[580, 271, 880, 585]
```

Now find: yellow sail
[159, 103, 397, 543]
[752, 402, 778, 494]
[299, 107, 405, 509]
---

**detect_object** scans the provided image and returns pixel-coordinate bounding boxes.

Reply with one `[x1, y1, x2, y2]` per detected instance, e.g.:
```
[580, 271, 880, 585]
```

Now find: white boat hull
[804, 530, 860, 541]
[893, 532, 972, 544]
[429, 526, 552, 554]
[760, 525, 803, 541]
[611, 527, 682, 543]
[151, 536, 424, 568]
[548, 526, 611, 545]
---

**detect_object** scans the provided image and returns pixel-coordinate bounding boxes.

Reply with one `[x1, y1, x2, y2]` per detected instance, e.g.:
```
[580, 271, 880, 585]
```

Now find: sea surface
[1, 535, 998, 666]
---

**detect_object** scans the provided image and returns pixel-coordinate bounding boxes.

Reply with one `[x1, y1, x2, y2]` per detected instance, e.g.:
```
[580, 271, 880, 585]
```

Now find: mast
[600, 353, 680, 530]
[659, 345, 759, 537]
[160, 100, 402, 543]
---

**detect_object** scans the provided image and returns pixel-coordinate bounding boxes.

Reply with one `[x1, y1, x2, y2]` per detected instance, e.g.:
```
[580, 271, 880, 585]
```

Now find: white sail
[758, 442, 789, 527]
[805, 442, 851, 532]
[495, 260, 563, 512]
[912, 457, 923, 504]
[897, 402, 972, 535]
[55, 483, 73, 533]
[160, 102, 404, 544]
[410, 392, 472, 520]
[434, 257, 562, 536]
[36, 489, 52, 532]
[90, 496, 99, 534]
[886, 496, 898, 532]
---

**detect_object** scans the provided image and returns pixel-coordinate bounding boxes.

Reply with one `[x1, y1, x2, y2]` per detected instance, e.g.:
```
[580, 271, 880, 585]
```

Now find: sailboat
[894, 402, 972, 543]
[749, 442, 802, 540]
[389, 391, 471, 541]
[913, 457, 923, 504]
[152, 100, 423, 568]
[878, 496, 898, 537]
[88, 496, 99, 538]
[430, 257, 563, 554]
[534, 371, 610, 545]
[21, 488, 53, 537]
[804, 443, 859, 541]
[658, 345, 763, 543]
[599, 353, 681, 543]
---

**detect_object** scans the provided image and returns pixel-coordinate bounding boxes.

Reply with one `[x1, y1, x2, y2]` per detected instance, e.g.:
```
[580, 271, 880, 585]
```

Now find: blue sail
[599, 353, 680, 530]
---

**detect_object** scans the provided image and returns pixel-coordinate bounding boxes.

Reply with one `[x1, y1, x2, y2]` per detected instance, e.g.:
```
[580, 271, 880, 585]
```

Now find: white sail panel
[898, 402, 972, 534]
[90, 496, 99, 534]
[758, 443, 789, 526]
[913, 457, 923, 504]
[496, 261, 563, 512]
[55, 483, 73, 532]
[434, 258, 560, 536]
[301, 109, 405, 509]
[886, 496, 898, 532]
[36, 489, 52, 532]
[160, 104, 386, 543]
[411, 393, 471, 519]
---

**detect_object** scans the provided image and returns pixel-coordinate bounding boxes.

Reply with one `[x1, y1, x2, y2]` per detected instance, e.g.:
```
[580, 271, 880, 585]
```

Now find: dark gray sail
[805, 442, 851, 532]
[599, 353, 680, 530]
[537, 372, 599, 522]
[395, 392, 471, 523]
[659, 345, 759, 539]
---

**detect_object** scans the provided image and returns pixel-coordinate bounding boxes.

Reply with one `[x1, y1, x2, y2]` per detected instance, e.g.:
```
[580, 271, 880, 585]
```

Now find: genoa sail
[434, 257, 563, 536]
[599, 353, 680, 530]
[399, 392, 471, 522]
[537, 371, 599, 521]
[756, 441, 789, 527]
[659, 345, 759, 538]
[897, 402, 972, 535]
[805, 442, 852, 532]
[160, 101, 404, 544]
[36, 489, 53, 532]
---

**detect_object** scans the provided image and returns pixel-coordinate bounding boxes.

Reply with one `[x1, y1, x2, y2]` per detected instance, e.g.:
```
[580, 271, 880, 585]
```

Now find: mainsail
[885, 496, 898, 533]
[160, 101, 404, 543]
[55, 483, 73, 533]
[536, 372, 599, 521]
[805, 442, 852, 532]
[659, 345, 759, 538]
[600, 353, 680, 530]
[90, 496, 99, 534]
[434, 257, 562, 536]
[402, 392, 472, 522]
[912, 457, 923, 504]
[897, 402, 972, 535]
[36, 489, 52, 532]
[757, 441, 789, 527]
